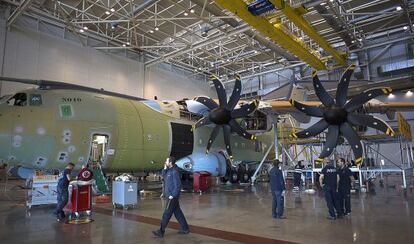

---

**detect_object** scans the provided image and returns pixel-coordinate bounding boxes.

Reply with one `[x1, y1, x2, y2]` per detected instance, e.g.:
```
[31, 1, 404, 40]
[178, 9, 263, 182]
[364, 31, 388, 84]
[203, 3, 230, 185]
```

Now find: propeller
[290, 64, 395, 165]
[194, 74, 259, 159]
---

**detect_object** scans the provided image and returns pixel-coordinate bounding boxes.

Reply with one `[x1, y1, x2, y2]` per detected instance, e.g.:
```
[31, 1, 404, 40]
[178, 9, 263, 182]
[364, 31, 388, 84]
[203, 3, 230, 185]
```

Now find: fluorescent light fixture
[190, 9, 195, 13]
[406, 90, 413, 96]
[110, 8, 115, 12]
[126, 42, 130, 45]
[79, 29, 84, 33]
[184, 12, 188, 16]
[83, 26, 88, 30]
[403, 26, 408, 30]
[388, 93, 395, 99]
[105, 11, 110, 15]
[396, 6, 402, 11]
[122, 44, 126, 47]
[154, 26, 159, 31]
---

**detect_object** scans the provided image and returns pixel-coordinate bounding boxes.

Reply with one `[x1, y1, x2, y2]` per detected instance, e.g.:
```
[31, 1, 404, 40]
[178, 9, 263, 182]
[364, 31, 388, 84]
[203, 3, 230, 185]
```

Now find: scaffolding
[279, 127, 414, 191]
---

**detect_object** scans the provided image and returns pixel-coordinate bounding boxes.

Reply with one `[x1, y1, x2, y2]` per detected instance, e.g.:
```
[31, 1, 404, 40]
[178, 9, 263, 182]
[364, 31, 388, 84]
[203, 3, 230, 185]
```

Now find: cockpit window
[29, 94, 42, 106]
[7, 93, 27, 106]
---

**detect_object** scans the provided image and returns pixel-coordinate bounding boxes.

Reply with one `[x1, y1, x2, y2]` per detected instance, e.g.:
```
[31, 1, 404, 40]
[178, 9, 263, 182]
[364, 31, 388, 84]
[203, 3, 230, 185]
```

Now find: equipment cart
[112, 180, 138, 210]
[26, 175, 58, 209]
[64, 180, 94, 219]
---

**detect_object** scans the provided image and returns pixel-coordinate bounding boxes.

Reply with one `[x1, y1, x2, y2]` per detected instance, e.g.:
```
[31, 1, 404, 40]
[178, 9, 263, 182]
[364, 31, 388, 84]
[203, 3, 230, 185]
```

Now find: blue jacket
[269, 166, 286, 192]
[162, 165, 181, 198]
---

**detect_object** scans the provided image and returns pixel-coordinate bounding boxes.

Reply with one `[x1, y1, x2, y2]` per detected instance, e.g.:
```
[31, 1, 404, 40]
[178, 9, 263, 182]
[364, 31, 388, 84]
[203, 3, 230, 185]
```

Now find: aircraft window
[29, 94, 42, 106]
[7, 93, 27, 106]
[0, 95, 13, 104]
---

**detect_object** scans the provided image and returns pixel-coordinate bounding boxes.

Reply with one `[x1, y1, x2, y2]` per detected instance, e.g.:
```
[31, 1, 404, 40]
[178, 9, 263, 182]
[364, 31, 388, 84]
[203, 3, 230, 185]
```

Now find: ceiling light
[388, 93, 395, 99]
[79, 29, 84, 33]
[122, 44, 126, 47]
[396, 6, 402, 11]
[403, 26, 408, 30]
[83, 26, 88, 30]
[184, 12, 188, 16]
[406, 90, 413, 96]
[149, 30, 154, 33]
[110, 8, 115, 12]
[330, 0, 334, 2]
[154, 26, 159, 31]
[105, 11, 110, 15]
[190, 9, 195, 13]
[126, 42, 130, 45]
[254, 50, 258, 54]
[358, 38, 362, 42]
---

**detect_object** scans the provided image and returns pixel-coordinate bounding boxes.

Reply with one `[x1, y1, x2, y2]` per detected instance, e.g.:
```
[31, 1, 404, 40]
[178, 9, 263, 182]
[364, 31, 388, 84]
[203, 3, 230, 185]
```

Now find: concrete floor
[0, 179, 413, 244]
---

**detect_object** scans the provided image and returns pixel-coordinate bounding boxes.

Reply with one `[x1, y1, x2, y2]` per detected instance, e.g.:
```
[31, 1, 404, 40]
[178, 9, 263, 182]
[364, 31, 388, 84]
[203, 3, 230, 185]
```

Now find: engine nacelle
[175, 152, 227, 177]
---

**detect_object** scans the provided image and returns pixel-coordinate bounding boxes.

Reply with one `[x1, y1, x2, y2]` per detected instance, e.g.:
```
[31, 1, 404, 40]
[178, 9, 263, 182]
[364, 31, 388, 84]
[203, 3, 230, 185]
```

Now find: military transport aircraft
[0, 65, 413, 181]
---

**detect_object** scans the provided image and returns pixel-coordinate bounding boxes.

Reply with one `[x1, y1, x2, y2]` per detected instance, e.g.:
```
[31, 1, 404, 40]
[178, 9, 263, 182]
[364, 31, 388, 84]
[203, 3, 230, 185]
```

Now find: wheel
[242, 173, 249, 183]
[230, 171, 239, 183]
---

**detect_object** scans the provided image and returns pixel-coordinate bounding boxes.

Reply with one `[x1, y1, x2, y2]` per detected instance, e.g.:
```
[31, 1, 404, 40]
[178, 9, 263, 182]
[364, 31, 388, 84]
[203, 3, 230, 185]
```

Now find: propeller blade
[231, 100, 259, 118]
[229, 119, 257, 140]
[312, 71, 335, 106]
[315, 125, 339, 163]
[289, 99, 324, 117]
[340, 122, 363, 166]
[345, 87, 392, 112]
[223, 125, 233, 159]
[335, 64, 356, 106]
[206, 125, 221, 154]
[291, 119, 329, 138]
[226, 74, 242, 110]
[347, 114, 395, 137]
[210, 75, 227, 108]
[195, 116, 212, 129]
[194, 96, 218, 110]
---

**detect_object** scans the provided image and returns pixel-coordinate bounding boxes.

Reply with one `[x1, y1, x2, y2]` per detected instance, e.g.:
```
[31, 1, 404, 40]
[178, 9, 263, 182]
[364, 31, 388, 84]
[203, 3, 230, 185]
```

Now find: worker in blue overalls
[54, 162, 74, 221]
[269, 160, 286, 219]
[153, 156, 189, 238]
[319, 159, 341, 220]
[337, 158, 354, 216]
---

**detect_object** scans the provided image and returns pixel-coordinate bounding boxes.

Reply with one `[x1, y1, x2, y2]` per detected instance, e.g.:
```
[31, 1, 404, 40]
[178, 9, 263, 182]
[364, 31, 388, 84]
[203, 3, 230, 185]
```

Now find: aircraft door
[89, 134, 110, 166]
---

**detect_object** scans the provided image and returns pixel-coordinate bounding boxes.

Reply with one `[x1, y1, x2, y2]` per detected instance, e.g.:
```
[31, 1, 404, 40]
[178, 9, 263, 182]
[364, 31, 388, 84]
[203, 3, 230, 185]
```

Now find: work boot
[178, 229, 190, 234]
[152, 230, 164, 238]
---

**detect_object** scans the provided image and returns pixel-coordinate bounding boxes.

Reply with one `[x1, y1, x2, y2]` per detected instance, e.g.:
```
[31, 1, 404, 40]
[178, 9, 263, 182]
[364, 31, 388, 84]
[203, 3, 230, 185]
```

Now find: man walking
[54, 162, 74, 221]
[319, 159, 341, 220]
[153, 156, 189, 238]
[337, 158, 354, 216]
[269, 160, 286, 219]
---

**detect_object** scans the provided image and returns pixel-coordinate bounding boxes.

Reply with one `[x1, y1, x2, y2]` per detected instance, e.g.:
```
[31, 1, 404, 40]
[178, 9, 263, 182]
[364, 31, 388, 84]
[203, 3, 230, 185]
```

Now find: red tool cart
[64, 180, 94, 219]
[193, 172, 211, 193]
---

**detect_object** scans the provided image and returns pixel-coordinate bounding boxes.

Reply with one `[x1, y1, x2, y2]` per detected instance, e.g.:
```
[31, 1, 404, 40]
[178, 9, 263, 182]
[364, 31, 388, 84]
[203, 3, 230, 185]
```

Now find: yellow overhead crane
[214, 0, 347, 70]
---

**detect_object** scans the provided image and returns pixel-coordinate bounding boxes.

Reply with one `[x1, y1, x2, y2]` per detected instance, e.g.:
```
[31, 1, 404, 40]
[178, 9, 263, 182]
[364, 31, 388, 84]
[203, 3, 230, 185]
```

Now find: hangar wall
[0, 16, 212, 100]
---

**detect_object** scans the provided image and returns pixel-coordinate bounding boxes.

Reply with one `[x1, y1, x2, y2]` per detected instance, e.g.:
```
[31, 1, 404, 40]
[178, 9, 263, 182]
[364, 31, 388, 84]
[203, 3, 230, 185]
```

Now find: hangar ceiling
[2, 0, 414, 83]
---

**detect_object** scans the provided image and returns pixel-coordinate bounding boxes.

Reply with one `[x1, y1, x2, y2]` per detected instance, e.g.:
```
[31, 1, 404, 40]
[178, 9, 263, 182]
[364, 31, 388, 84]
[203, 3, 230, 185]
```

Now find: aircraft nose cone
[209, 108, 231, 125]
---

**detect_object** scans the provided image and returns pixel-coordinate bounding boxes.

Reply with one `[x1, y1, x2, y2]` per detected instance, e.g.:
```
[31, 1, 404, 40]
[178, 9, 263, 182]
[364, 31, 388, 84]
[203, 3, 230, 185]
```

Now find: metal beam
[269, 0, 346, 66]
[214, 0, 326, 70]
[7, 0, 34, 27]
[145, 24, 251, 67]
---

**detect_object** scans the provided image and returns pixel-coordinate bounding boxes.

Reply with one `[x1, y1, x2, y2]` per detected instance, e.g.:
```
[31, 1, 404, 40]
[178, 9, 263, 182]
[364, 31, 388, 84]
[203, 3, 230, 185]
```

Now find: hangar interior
[0, 0, 414, 243]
